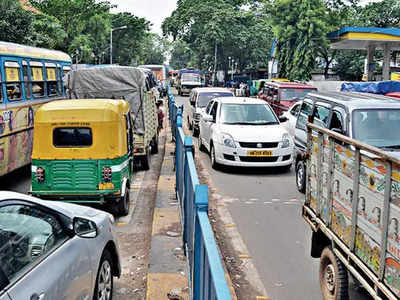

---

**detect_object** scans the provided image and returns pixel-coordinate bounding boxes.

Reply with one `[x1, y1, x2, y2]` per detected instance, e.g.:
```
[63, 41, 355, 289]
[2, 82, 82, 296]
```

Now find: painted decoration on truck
[355, 227, 381, 274]
[385, 256, 400, 296]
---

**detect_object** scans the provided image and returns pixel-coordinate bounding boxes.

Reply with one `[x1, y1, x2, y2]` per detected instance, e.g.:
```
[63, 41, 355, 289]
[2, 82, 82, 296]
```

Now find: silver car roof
[307, 91, 400, 111]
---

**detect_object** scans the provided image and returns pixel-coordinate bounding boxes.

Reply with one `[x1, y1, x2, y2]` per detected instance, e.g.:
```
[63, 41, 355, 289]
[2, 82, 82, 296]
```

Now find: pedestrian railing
[167, 87, 232, 300]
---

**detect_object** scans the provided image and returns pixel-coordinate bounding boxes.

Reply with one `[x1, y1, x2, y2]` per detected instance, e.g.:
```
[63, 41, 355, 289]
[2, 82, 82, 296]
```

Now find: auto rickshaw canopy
[32, 99, 131, 160]
[327, 27, 400, 81]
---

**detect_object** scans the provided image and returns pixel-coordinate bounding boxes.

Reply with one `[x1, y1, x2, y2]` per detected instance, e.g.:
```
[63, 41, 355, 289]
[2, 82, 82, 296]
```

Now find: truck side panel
[306, 126, 400, 298]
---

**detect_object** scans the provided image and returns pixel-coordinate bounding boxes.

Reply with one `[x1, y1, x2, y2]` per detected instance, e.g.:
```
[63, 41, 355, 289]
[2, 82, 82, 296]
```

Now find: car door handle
[30, 293, 45, 300]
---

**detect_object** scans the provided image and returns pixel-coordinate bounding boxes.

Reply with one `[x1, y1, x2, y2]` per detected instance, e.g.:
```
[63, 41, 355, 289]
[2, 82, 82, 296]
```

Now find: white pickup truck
[303, 122, 400, 300]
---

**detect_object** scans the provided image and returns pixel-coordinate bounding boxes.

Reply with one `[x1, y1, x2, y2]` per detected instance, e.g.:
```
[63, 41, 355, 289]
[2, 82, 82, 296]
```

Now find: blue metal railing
[167, 87, 232, 300]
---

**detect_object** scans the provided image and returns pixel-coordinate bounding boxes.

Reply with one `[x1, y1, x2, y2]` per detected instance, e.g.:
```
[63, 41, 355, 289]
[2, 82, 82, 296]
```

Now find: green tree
[356, 0, 400, 27]
[169, 40, 193, 69]
[269, 0, 328, 81]
[30, 14, 67, 49]
[140, 34, 168, 65]
[333, 50, 365, 80]
[0, 0, 33, 44]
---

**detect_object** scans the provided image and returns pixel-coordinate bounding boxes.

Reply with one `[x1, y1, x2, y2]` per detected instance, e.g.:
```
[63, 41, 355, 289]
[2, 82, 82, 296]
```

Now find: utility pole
[110, 25, 127, 64]
[214, 43, 217, 86]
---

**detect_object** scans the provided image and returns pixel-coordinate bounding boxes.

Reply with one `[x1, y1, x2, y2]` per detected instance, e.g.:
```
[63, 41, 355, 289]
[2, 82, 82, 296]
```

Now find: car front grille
[239, 156, 279, 162]
[239, 142, 279, 148]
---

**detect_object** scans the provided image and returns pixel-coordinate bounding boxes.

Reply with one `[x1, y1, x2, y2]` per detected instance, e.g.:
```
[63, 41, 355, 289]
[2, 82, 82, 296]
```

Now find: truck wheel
[151, 135, 159, 154]
[117, 186, 130, 216]
[142, 148, 151, 170]
[296, 160, 306, 194]
[319, 247, 349, 300]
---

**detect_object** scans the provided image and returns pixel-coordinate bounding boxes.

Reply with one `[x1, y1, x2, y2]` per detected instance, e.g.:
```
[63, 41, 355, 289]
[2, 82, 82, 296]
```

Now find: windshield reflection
[221, 103, 278, 125]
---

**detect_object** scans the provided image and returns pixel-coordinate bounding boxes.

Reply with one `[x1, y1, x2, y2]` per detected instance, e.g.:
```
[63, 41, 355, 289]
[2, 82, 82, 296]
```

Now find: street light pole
[231, 59, 235, 81]
[110, 25, 127, 64]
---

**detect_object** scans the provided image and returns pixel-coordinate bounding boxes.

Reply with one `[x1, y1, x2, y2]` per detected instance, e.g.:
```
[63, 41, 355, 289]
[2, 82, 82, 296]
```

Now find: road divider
[168, 87, 232, 300]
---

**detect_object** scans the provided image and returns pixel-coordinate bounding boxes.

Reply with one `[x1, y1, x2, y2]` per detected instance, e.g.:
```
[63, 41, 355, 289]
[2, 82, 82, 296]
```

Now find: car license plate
[247, 150, 272, 157]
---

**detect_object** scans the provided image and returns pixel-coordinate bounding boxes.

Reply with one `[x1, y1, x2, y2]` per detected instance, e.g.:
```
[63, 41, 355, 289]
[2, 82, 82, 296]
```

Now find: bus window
[0, 71, 3, 103]
[57, 65, 62, 94]
[4, 61, 22, 101]
[30, 61, 45, 98]
[22, 61, 31, 99]
[46, 63, 58, 97]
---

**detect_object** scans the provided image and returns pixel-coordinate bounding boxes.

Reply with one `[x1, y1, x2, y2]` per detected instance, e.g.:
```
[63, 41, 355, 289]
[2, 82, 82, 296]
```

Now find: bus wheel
[117, 186, 130, 216]
[319, 247, 349, 300]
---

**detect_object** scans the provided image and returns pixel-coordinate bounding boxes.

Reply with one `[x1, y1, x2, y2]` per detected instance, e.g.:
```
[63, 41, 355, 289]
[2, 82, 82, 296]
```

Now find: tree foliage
[269, 0, 328, 81]
[0, 0, 33, 44]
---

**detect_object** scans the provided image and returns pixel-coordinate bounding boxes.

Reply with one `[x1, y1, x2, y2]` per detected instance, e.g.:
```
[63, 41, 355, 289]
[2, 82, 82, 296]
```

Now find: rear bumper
[31, 190, 120, 203]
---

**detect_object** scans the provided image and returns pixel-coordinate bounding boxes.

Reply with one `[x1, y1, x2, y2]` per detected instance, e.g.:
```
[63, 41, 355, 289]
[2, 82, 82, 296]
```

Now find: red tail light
[102, 167, 112, 182]
[36, 167, 45, 183]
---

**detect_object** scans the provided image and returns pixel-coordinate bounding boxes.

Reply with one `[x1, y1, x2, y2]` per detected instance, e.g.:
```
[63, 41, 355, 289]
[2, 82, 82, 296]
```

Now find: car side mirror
[279, 116, 288, 123]
[203, 114, 214, 122]
[73, 217, 98, 238]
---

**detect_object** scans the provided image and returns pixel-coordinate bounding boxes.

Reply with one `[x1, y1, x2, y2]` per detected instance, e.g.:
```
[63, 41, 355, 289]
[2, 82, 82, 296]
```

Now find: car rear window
[53, 127, 92, 147]
[198, 92, 233, 107]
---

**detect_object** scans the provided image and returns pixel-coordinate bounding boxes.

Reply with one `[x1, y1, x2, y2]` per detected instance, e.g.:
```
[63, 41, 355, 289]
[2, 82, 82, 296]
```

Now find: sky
[110, 0, 178, 34]
[109, 0, 382, 35]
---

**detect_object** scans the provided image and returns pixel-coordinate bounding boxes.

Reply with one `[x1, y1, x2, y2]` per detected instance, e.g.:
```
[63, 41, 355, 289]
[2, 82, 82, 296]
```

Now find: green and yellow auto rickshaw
[31, 99, 134, 216]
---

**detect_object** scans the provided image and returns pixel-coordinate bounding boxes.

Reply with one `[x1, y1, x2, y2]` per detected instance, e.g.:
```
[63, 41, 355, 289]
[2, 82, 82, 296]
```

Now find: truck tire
[142, 148, 151, 170]
[151, 135, 159, 154]
[210, 144, 219, 170]
[319, 247, 349, 300]
[296, 160, 306, 194]
[117, 186, 130, 216]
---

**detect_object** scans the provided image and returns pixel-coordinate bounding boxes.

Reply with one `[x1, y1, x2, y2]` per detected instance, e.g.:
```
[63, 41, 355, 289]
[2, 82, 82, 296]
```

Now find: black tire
[117, 186, 130, 216]
[142, 148, 151, 170]
[198, 134, 206, 152]
[193, 127, 199, 137]
[151, 135, 159, 154]
[296, 160, 306, 193]
[188, 117, 193, 130]
[94, 250, 114, 300]
[319, 247, 349, 300]
[210, 144, 219, 170]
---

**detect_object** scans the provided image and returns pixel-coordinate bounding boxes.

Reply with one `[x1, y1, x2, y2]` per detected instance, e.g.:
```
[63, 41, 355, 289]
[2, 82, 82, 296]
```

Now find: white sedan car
[198, 97, 294, 170]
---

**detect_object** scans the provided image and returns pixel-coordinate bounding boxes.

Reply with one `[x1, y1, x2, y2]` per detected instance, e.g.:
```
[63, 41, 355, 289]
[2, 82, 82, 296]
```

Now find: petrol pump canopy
[327, 27, 400, 50]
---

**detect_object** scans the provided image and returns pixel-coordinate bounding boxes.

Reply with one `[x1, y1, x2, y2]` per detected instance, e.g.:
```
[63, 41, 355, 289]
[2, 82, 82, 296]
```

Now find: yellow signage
[32, 67, 43, 81]
[5, 67, 19, 82]
[46, 68, 56, 81]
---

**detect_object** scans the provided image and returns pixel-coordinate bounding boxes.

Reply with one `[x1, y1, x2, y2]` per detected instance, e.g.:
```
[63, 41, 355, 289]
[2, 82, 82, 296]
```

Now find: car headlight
[221, 133, 236, 148]
[281, 133, 291, 148]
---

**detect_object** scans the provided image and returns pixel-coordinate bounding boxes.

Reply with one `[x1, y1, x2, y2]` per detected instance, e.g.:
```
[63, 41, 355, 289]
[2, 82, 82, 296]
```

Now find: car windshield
[182, 73, 201, 82]
[280, 88, 315, 101]
[220, 103, 278, 125]
[198, 92, 232, 108]
[352, 109, 400, 149]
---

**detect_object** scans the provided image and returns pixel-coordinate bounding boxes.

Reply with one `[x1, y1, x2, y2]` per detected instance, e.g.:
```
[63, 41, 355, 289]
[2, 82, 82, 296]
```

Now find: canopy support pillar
[383, 43, 391, 81]
[367, 45, 376, 81]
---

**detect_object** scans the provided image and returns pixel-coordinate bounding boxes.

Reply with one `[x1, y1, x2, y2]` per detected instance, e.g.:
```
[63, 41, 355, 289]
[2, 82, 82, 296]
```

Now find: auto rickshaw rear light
[36, 167, 45, 183]
[102, 167, 112, 182]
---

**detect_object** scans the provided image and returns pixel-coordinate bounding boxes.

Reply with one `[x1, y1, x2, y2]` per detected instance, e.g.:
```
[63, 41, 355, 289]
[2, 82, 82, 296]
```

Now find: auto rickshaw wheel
[116, 185, 130, 216]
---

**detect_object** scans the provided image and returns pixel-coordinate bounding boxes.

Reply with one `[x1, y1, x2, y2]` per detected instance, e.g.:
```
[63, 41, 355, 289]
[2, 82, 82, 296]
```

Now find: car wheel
[319, 247, 349, 300]
[117, 186, 130, 216]
[94, 250, 114, 300]
[193, 127, 199, 137]
[198, 134, 206, 152]
[210, 144, 219, 170]
[296, 160, 306, 193]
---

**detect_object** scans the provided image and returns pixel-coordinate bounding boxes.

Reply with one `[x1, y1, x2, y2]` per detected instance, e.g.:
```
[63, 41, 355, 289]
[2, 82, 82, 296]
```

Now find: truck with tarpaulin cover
[303, 121, 400, 300]
[66, 66, 158, 170]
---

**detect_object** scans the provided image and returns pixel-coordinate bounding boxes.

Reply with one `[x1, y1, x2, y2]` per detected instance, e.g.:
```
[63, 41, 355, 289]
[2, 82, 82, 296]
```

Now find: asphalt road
[175, 93, 372, 300]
